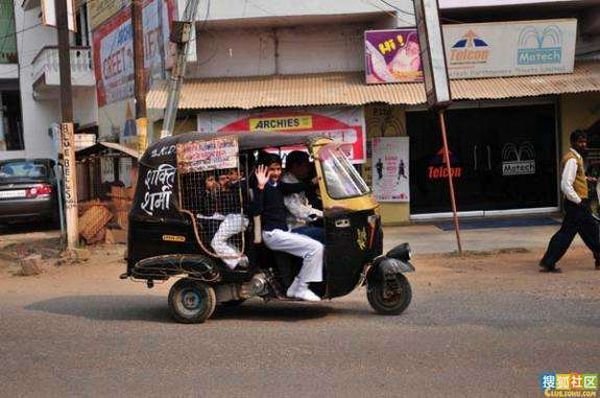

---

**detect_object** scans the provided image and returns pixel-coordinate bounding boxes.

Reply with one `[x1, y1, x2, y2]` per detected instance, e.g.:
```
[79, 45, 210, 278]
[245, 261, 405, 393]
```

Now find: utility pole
[55, 0, 79, 249]
[159, 0, 201, 139]
[131, 0, 148, 155]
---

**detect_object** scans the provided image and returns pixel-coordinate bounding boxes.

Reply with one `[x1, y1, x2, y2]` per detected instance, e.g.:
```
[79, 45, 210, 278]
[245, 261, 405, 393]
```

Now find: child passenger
[198, 172, 249, 270]
[210, 170, 249, 270]
[252, 153, 323, 302]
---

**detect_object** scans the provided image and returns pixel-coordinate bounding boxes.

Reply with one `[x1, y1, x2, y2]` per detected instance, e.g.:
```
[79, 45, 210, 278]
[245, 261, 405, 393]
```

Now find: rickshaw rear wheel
[168, 278, 216, 324]
[367, 274, 412, 315]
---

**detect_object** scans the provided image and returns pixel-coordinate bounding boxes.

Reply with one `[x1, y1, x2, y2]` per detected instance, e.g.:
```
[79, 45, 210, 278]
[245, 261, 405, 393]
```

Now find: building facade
[144, 0, 600, 224]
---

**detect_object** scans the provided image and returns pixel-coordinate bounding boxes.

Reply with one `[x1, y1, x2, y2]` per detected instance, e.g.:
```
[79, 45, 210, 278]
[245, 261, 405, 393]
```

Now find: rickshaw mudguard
[367, 257, 415, 284]
[132, 254, 229, 282]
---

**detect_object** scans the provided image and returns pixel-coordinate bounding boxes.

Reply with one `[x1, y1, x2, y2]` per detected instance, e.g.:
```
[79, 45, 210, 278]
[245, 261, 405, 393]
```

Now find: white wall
[193, 0, 411, 21]
[190, 22, 380, 78]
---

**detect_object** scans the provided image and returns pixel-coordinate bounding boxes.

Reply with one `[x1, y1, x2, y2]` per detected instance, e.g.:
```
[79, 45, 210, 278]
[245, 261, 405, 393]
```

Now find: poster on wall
[197, 108, 367, 164]
[92, 0, 175, 107]
[371, 137, 410, 202]
[364, 29, 423, 84]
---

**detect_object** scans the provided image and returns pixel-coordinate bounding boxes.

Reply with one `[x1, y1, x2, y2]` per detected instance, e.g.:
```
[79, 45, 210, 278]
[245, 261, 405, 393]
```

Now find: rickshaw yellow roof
[147, 61, 600, 110]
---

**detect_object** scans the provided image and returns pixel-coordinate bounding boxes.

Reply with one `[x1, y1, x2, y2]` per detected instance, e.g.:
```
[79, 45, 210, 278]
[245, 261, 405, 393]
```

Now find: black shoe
[539, 266, 562, 273]
[539, 260, 561, 273]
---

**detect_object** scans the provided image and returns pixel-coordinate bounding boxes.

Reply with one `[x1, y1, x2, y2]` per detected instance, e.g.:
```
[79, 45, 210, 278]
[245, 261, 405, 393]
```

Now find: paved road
[1, 244, 598, 397]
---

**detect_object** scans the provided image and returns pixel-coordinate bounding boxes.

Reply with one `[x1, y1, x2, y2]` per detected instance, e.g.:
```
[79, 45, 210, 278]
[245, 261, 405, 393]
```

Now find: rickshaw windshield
[318, 143, 370, 199]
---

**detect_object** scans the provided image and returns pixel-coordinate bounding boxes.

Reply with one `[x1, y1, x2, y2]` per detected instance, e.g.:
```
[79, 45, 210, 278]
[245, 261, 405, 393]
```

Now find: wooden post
[56, 0, 78, 249]
[131, 0, 148, 155]
[439, 109, 462, 254]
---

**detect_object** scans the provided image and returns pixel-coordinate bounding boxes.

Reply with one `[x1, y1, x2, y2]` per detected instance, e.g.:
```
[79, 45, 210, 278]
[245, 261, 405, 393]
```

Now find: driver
[282, 151, 324, 243]
[252, 153, 323, 302]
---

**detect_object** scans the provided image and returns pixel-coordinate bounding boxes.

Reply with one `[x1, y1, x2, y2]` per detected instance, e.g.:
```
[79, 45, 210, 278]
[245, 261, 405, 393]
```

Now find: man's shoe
[292, 286, 321, 302]
[286, 278, 301, 298]
[539, 267, 562, 273]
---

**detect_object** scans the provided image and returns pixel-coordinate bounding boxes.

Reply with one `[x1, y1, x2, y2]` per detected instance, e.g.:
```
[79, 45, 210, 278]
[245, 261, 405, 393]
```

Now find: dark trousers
[541, 199, 600, 266]
[292, 226, 325, 244]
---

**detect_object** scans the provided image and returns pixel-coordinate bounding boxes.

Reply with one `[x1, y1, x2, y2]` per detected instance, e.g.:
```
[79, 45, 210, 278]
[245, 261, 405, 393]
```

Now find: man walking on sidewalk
[540, 129, 600, 273]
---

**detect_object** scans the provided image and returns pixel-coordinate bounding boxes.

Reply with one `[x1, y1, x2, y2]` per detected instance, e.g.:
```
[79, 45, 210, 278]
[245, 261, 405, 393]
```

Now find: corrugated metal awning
[147, 61, 600, 110]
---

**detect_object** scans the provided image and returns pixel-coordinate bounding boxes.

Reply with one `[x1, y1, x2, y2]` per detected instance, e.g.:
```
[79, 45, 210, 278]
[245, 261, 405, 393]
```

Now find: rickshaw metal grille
[177, 155, 251, 269]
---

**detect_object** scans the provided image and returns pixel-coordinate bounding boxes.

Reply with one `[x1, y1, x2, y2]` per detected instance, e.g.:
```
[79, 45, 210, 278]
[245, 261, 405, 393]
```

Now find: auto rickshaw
[123, 131, 414, 323]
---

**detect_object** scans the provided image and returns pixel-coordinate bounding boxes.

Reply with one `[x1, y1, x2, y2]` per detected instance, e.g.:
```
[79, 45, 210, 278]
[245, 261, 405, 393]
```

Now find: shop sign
[428, 147, 463, 179]
[197, 108, 367, 164]
[364, 29, 423, 84]
[89, 0, 130, 30]
[443, 18, 576, 79]
[502, 142, 536, 176]
[372, 137, 410, 202]
[93, 0, 174, 106]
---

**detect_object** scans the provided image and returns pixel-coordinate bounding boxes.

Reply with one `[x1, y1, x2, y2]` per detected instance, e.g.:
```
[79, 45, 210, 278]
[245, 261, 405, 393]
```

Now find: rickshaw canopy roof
[144, 131, 329, 158]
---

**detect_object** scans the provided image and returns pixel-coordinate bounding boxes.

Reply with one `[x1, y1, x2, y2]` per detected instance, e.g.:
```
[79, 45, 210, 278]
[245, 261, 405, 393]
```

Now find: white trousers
[262, 229, 323, 283]
[211, 214, 249, 269]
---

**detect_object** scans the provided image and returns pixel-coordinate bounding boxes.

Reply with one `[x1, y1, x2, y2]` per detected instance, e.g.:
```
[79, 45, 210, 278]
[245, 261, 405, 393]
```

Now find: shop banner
[365, 29, 423, 84]
[197, 108, 367, 164]
[372, 137, 409, 202]
[444, 18, 576, 79]
[90, 0, 130, 30]
[364, 19, 576, 82]
[93, 0, 174, 106]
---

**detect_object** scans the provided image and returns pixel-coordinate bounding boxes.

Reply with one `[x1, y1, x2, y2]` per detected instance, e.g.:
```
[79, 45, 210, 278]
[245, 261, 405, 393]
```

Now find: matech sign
[443, 18, 576, 79]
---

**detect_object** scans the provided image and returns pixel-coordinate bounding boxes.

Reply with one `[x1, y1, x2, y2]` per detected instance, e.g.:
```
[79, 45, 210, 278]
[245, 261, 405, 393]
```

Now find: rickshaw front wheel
[168, 278, 216, 324]
[367, 274, 412, 315]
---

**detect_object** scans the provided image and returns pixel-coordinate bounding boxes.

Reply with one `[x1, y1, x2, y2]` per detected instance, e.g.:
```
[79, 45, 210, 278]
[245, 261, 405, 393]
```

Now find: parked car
[0, 159, 59, 225]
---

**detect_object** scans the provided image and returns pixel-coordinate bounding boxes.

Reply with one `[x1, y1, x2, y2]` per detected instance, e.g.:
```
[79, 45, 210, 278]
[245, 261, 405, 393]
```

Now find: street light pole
[55, 0, 78, 249]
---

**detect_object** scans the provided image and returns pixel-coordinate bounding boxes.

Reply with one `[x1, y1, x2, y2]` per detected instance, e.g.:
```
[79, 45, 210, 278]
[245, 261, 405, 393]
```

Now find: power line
[376, 0, 415, 16]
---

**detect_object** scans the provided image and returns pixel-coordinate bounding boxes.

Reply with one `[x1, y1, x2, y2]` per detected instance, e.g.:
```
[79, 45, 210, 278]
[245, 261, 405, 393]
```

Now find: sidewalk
[383, 222, 578, 255]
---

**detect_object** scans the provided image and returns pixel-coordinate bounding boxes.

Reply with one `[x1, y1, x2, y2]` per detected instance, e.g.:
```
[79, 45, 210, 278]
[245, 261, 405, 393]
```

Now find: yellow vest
[562, 151, 588, 199]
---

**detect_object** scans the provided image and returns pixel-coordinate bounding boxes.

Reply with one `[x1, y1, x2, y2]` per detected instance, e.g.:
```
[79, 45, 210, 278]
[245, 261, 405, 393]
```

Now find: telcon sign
[443, 18, 577, 79]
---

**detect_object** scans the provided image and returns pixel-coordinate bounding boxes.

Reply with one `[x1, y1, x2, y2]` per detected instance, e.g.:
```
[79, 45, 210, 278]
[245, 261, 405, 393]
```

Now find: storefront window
[319, 143, 370, 199]
[0, 91, 24, 151]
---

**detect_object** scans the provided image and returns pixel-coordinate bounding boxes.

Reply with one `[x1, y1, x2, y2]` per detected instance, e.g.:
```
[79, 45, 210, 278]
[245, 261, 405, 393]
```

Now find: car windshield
[318, 144, 370, 199]
[0, 161, 49, 180]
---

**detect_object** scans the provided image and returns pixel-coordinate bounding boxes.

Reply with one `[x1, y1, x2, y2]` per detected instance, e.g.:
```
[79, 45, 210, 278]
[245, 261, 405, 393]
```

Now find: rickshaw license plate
[0, 190, 26, 199]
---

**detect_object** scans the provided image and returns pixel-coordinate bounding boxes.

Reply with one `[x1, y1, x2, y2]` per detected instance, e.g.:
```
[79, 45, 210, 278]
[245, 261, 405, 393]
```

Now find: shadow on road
[213, 301, 337, 322]
[25, 295, 172, 323]
[25, 295, 367, 323]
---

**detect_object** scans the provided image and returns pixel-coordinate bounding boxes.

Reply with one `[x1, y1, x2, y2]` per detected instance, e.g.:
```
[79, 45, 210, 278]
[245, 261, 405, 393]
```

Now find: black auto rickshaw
[123, 132, 414, 323]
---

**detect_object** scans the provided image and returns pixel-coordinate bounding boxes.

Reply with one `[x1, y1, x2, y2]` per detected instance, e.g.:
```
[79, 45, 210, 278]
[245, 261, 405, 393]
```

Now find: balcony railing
[31, 46, 95, 89]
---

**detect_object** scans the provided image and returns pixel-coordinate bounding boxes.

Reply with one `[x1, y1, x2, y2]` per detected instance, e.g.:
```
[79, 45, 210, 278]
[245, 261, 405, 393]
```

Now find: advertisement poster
[92, 0, 174, 106]
[365, 29, 423, 84]
[443, 19, 576, 79]
[197, 107, 367, 164]
[176, 137, 239, 173]
[372, 137, 409, 202]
